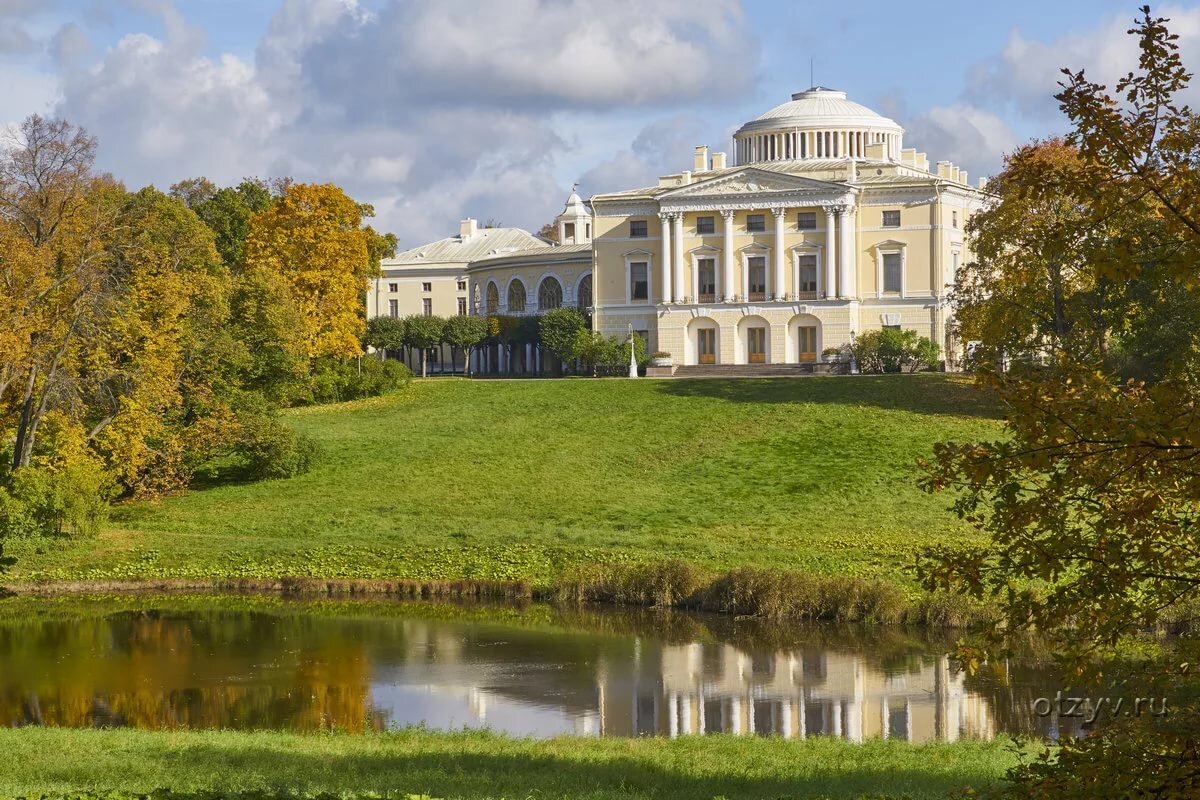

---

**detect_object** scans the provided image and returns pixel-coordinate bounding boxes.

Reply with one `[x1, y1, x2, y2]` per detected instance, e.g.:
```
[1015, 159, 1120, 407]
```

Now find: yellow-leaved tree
[244, 183, 376, 360]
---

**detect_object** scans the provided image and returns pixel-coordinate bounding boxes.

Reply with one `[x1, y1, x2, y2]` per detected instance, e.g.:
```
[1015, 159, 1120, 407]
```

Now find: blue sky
[2, 1, 1197, 245]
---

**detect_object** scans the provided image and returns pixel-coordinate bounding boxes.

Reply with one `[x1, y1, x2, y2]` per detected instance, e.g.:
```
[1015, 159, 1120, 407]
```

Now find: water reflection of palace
[595, 641, 993, 741]
[394, 622, 995, 742]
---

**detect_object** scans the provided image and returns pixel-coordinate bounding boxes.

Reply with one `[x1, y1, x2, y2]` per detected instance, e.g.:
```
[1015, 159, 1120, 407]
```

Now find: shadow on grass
[656, 374, 1001, 419]
[116, 736, 999, 800]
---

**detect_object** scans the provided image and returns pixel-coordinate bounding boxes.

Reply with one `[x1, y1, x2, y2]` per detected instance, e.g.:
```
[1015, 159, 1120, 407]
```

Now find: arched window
[507, 280, 526, 313]
[486, 282, 499, 314]
[576, 274, 593, 312]
[538, 277, 563, 311]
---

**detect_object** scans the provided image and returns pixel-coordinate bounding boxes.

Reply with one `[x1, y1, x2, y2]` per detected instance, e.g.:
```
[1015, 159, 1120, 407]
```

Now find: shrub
[0, 462, 112, 539]
[239, 415, 321, 480]
[302, 356, 411, 405]
[850, 328, 940, 373]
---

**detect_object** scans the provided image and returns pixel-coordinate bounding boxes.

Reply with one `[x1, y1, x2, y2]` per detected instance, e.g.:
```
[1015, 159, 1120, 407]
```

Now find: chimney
[978, 176, 990, 191]
[959, 170, 968, 186]
[459, 218, 478, 239]
[681, 170, 693, 186]
[693, 145, 709, 172]
[846, 160, 858, 182]
[936, 161, 954, 180]
[864, 142, 886, 160]
[711, 151, 727, 170]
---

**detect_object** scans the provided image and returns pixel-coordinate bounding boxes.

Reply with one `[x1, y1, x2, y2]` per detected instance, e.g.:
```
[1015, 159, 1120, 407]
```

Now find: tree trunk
[11, 367, 37, 471]
[421, 349, 428, 378]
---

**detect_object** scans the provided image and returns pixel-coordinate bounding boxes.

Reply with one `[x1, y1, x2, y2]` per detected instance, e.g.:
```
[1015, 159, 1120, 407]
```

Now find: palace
[368, 87, 990, 375]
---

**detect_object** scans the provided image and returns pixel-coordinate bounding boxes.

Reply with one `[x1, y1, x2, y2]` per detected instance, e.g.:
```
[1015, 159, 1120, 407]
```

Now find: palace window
[422, 282, 432, 292]
[507, 281, 527, 313]
[883, 252, 902, 293]
[746, 213, 766, 233]
[630, 220, 648, 238]
[952, 210, 958, 228]
[538, 277, 563, 311]
[797, 212, 817, 230]
[577, 274, 593, 312]
[457, 280, 467, 291]
[486, 283, 499, 314]
[748, 256, 767, 301]
[388, 282, 398, 292]
[882, 210, 901, 228]
[388, 299, 398, 317]
[457, 297, 467, 315]
[696, 216, 715, 235]
[564, 222, 576, 242]
[630, 262, 649, 301]
[422, 298, 432, 316]
[797, 254, 818, 296]
[697, 258, 717, 302]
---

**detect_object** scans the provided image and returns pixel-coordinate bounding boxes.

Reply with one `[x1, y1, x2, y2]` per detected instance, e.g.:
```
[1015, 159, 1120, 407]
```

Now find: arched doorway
[576, 273, 593, 313]
[786, 314, 822, 363]
[685, 317, 721, 365]
[736, 315, 772, 365]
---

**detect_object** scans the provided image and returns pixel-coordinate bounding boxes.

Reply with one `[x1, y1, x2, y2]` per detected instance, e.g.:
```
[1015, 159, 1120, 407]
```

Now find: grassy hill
[5, 375, 1000, 588]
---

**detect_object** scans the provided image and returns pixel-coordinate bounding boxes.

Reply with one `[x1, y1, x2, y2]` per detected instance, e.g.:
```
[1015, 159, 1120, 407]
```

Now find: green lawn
[4, 375, 1000, 588]
[0, 727, 1024, 800]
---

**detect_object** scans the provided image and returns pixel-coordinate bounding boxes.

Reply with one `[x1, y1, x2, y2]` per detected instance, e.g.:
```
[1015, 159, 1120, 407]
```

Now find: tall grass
[553, 560, 993, 626]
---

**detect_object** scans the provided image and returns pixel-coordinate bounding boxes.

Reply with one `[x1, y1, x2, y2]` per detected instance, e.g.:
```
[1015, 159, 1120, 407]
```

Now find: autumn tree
[919, 8, 1200, 796]
[244, 183, 376, 360]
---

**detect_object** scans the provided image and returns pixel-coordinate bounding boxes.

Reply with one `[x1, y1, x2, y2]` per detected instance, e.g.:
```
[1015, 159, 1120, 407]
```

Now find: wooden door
[698, 329, 716, 364]
[748, 327, 766, 363]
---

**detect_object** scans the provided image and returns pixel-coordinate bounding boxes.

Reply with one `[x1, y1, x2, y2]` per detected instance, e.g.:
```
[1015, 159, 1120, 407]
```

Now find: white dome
[745, 87, 901, 132]
[732, 87, 904, 165]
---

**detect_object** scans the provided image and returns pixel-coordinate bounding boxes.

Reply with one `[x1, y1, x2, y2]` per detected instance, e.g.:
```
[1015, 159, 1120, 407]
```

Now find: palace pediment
[659, 168, 846, 200]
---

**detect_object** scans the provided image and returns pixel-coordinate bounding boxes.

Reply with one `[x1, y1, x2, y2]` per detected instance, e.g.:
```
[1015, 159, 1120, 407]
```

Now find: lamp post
[628, 323, 639, 379]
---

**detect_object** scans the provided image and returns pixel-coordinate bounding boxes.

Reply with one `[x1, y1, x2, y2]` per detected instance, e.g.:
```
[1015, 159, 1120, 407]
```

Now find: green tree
[364, 316, 407, 361]
[442, 315, 488, 376]
[538, 307, 587, 375]
[404, 315, 445, 378]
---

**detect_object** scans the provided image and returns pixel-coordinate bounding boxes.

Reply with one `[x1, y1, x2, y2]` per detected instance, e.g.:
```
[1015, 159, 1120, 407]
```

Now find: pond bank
[0, 559, 993, 628]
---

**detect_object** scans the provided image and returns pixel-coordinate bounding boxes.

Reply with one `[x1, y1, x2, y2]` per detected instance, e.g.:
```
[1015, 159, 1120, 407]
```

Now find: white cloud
[901, 104, 1020, 181]
[47, 0, 757, 246]
[966, 4, 1200, 119]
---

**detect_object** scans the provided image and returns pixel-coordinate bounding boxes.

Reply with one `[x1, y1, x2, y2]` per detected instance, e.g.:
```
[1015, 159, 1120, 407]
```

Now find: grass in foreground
[0, 727, 1024, 800]
[5, 375, 1000, 589]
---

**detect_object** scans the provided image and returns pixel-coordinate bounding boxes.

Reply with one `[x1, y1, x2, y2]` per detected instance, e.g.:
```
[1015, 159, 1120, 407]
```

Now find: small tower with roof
[555, 184, 592, 245]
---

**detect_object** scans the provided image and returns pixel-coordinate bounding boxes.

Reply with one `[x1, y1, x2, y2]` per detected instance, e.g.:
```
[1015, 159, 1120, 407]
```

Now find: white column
[668, 692, 679, 738]
[673, 213, 685, 303]
[839, 205, 857, 299]
[659, 212, 673, 304]
[772, 207, 787, 300]
[722, 210, 736, 301]
[823, 206, 837, 299]
[525, 343, 533, 374]
[832, 700, 843, 738]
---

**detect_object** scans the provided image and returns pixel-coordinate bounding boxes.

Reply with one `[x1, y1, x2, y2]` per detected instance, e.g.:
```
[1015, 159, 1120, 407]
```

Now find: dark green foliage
[538, 307, 587, 370]
[186, 179, 274, 271]
[441, 316, 488, 375]
[402, 315, 445, 378]
[237, 416, 321, 480]
[363, 316, 407, 354]
[302, 358, 411, 405]
[851, 329, 940, 373]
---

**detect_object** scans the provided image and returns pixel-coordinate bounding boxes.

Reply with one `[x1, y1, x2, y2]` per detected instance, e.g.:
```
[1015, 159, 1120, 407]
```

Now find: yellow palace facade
[369, 87, 991, 374]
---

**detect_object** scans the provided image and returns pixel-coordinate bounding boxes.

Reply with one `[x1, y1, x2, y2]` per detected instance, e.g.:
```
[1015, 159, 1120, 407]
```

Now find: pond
[0, 595, 1077, 741]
